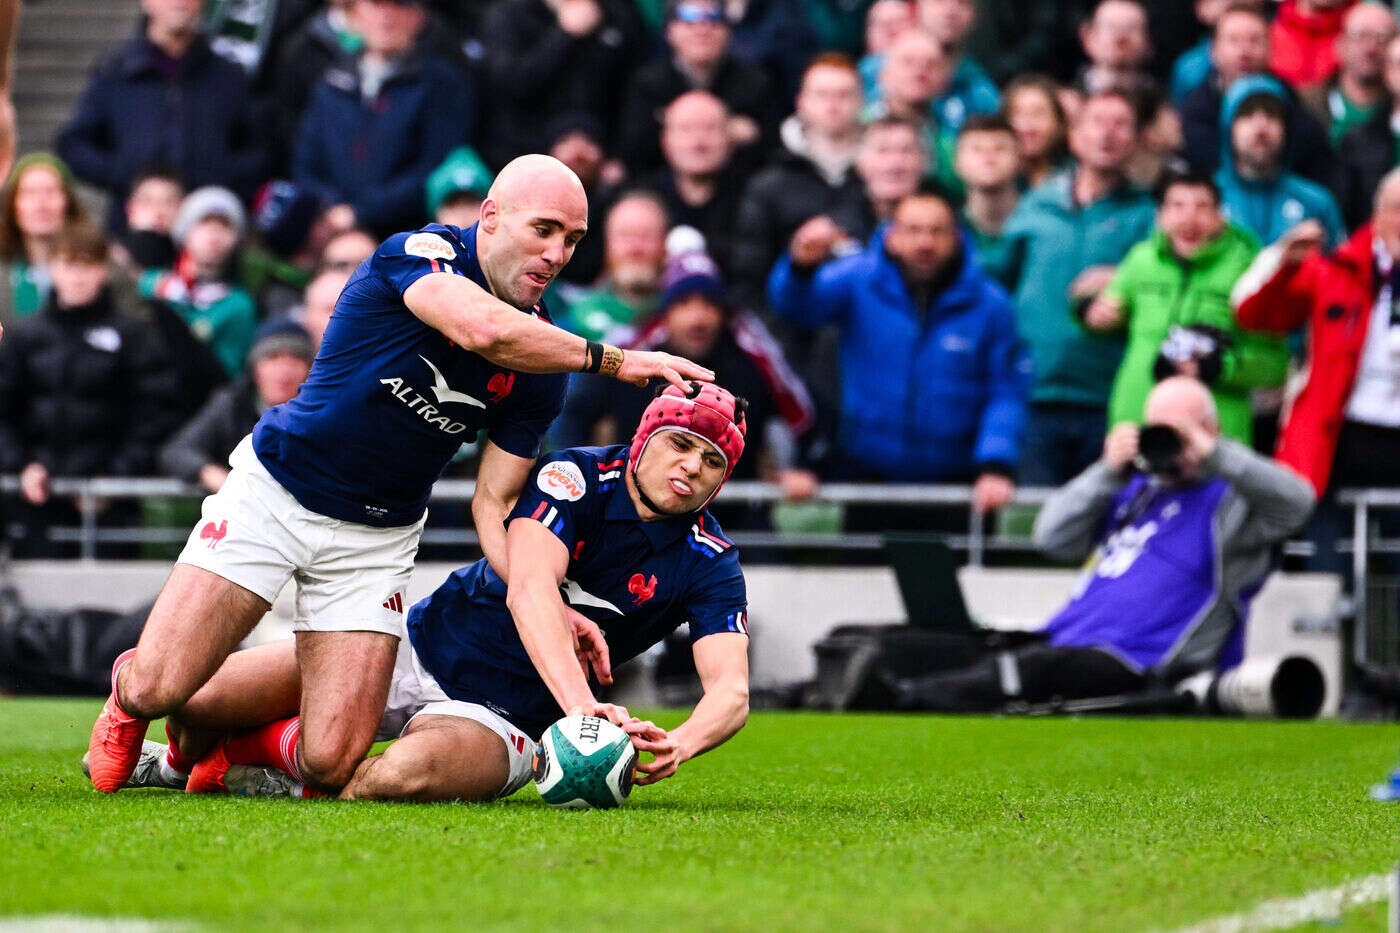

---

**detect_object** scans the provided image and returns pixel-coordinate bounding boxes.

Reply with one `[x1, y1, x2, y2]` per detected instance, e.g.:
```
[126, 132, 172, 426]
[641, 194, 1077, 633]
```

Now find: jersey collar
[605, 455, 694, 549]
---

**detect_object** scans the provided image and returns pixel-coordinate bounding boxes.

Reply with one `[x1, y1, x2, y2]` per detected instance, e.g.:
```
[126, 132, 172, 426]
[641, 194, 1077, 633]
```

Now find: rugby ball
[532, 715, 638, 809]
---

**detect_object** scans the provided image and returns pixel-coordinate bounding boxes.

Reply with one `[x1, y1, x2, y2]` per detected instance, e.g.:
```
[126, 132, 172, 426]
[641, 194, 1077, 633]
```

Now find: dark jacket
[292, 54, 472, 237]
[1179, 71, 1333, 187]
[263, 9, 355, 173]
[769, 231, 1032, 480]
[56, 32, 266, 232]
[478, 0, 646, 168]
[618, 54, 780, 176]
[158, 379, 260, 482]
[640, 169, 747, 278]
[1331, 109, 1394, 231]
[731, 116, 869, 309]
[0, 291, 179, 476]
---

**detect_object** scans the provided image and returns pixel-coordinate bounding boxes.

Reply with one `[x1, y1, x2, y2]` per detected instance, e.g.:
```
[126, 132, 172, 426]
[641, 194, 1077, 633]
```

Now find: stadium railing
[3, 475, 1396, 679]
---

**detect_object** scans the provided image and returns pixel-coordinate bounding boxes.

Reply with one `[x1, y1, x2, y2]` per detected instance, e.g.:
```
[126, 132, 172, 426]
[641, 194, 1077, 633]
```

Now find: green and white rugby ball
[532, 715, 638, 809]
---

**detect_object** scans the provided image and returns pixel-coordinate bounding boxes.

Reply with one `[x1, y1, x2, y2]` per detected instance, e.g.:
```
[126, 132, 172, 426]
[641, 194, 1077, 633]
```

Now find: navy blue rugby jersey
[407, 444, 748, 737]
[252, 223, 568, 526]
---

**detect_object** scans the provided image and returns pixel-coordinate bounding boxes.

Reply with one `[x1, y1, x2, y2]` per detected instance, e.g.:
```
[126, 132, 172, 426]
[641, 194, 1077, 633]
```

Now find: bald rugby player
[86, 155, 713, 795]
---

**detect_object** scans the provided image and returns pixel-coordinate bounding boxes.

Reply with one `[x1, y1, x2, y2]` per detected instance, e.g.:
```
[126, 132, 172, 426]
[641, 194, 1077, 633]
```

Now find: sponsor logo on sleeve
[404, 232, 457, 261]
[538, 461, 586, 501]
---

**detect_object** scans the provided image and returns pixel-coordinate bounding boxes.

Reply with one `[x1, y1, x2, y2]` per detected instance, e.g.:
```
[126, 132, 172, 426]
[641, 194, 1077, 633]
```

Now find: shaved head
[485, 154, 588, 217]
[476, 154, 590, 308]
[1145, 376, 1218, 432]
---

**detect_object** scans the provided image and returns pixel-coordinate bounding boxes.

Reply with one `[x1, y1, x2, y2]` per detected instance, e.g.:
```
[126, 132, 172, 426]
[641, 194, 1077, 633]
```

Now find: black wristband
[582, 340, 604, 374]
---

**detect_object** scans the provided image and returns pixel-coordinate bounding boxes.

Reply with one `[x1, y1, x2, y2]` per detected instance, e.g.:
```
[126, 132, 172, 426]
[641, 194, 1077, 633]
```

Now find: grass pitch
[1, 698, 1397, 932]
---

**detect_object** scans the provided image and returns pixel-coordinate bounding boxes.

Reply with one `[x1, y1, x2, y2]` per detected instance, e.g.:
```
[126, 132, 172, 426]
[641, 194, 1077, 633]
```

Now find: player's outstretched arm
[635, 633, 749, 786]
[504, 518, 597, 712]
[403, 273, 713, 388]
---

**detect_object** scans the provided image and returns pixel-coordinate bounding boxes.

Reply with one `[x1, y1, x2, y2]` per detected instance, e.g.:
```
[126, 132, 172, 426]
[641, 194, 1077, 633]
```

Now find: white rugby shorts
[176, 436, 426, 637]
[377, 632, 536, 798]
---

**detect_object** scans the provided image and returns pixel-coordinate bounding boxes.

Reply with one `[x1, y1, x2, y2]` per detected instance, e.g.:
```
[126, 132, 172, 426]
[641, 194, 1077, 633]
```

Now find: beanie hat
[658, 249, 727, 312]
[426, 147, 494, 216]
[248, 317, 314, 365]
[172, 186, 246, 247]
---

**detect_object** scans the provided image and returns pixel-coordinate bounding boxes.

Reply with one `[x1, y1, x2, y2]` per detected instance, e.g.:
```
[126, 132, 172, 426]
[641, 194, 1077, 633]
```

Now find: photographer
[872, 377, 1315, 711]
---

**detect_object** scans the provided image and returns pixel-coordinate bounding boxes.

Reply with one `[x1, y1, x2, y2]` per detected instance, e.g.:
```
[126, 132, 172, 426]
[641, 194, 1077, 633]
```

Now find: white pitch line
[0, 917, 186, 932]
[1164, 873, 1391, 933]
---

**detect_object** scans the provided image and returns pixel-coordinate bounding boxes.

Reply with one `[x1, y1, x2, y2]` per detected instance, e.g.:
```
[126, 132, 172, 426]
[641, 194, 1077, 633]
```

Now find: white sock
[157, 749, 188, 785]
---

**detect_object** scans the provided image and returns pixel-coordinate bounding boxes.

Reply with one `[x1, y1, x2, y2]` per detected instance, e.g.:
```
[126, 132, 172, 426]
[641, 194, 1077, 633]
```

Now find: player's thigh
[174, 639, 302, 730]
[124, 564, 275, 713]
[295, 629, 399, 772]
[344, 715, 511, 803]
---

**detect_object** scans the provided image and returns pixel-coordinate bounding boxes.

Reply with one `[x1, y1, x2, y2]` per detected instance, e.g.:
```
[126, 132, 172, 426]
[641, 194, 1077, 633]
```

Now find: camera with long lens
[1135, 423, 1184, 477]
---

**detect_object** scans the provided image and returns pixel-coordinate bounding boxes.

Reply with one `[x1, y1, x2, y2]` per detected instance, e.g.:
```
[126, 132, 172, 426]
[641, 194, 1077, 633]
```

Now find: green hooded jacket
[1102, 223, 1289, 443]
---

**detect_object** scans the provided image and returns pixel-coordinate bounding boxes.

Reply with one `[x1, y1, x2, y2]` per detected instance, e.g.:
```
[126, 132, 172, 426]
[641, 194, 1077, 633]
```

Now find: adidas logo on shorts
[381, 593, 404, 613]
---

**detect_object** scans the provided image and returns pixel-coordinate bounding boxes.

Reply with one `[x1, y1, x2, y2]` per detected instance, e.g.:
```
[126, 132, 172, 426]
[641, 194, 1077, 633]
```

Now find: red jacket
[1269, 0, 1354, 89]
[1235, 224, 1377, 495]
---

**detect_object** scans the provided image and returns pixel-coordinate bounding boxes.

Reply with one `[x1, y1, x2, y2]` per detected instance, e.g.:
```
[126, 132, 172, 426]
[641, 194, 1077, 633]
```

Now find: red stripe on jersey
[597, 458, 625, 471]
[531, 501, 548, 520]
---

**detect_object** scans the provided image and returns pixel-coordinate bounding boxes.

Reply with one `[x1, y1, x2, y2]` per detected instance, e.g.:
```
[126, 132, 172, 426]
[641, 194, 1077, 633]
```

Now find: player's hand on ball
[633, 729, 682, 786]
[615, 349, 714, 388]
[1103, 423, 1140, 473]
[566, 608, 612, 685]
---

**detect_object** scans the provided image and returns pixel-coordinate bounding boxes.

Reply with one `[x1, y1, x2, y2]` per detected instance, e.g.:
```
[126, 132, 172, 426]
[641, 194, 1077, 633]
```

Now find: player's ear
[479, 198, 499, 233]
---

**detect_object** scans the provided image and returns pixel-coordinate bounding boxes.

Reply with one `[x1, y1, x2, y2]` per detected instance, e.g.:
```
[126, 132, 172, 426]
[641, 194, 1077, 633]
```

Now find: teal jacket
[987, 168, 1155, 408]
[1213, 75, 1346, 248]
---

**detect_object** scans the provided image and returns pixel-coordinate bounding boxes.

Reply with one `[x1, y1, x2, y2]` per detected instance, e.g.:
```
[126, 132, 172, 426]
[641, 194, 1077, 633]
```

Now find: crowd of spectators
[5, 0, 1400, 576]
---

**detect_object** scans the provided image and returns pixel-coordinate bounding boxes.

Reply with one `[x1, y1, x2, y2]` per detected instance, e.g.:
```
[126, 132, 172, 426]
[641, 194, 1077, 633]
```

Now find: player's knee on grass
[118, 655, 195, 720]
[341, 753, 435, 801]
[298, 733, 374, 791]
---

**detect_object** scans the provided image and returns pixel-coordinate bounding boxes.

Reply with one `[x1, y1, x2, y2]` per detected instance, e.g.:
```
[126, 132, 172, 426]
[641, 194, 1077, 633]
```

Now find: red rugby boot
[86, 648, 149, 793]
[185, 741, 233, 794]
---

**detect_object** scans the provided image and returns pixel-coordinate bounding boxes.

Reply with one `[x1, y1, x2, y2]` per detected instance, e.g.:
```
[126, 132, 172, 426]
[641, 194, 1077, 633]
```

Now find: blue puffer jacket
[292, 54, 472, 236]
[768, 231, 1031, 480]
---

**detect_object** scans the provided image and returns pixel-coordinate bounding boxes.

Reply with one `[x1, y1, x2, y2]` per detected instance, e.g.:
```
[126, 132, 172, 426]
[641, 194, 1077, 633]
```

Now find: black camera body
[1136, 424, 1184, 477]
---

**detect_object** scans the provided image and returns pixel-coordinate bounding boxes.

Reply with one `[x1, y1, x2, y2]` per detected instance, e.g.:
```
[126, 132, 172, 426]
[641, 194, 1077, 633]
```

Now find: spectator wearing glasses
[618, 0, 779, 176]
[1300, 2, 1396, 143]
[1333, 34, 1400, 229]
